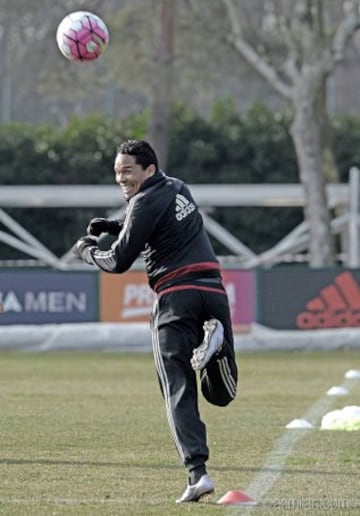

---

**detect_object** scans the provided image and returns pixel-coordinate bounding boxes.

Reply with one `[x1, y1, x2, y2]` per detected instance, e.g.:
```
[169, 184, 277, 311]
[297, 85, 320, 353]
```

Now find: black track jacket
[79, 170, 222, 293]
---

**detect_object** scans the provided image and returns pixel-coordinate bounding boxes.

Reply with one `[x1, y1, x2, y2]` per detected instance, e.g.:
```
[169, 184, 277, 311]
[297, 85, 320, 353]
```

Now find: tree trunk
[318, 76, 338, 183]
[290, 68, 335, 266]
[148, 0, 176, 169]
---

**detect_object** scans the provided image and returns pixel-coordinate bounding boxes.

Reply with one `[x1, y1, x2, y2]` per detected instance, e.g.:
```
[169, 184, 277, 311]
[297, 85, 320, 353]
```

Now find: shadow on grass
[0, 458, 178, 469]
[0, 458, 358, 477]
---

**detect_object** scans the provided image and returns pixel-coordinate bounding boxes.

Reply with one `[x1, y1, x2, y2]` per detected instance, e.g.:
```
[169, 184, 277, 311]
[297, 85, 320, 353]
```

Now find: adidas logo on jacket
[175, 193, 196, 221]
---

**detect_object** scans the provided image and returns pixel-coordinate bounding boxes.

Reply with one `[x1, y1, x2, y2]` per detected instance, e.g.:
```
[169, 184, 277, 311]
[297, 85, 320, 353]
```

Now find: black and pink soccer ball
[56, 11, 109, 62]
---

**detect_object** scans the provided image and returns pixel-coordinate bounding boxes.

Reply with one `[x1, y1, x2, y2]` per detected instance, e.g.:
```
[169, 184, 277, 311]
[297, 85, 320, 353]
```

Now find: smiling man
[114, 145, 156, 201]
[73, 139, 238, 503]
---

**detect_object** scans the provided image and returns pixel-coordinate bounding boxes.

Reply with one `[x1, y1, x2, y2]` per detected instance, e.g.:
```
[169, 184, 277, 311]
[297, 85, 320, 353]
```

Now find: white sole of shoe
[191, 318, 224, 371]
[176, 474, 215, 503]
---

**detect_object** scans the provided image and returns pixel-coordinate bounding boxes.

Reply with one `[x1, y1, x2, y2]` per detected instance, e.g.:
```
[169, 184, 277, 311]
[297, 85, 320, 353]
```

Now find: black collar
[139, 169, 165, 192]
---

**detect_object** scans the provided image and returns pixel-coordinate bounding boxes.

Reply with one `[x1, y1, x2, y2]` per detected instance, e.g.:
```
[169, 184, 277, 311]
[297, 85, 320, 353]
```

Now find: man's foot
[191, 319, 224, 371]
[176, 474, 214, 503]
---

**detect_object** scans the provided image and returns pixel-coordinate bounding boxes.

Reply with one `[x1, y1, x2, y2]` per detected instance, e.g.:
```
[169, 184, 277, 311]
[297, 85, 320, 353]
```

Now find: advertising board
[99, 269, 255, 328]
[0, 270, 97, 324]
[257, 268, 360, 329]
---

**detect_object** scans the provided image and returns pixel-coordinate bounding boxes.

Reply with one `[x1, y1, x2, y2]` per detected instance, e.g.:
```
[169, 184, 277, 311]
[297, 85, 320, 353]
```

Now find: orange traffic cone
[217, 490, 257, 506]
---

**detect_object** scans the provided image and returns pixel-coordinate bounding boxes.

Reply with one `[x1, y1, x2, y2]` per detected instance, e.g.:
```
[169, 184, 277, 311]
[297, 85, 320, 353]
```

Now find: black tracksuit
[79, 170, 238, 471]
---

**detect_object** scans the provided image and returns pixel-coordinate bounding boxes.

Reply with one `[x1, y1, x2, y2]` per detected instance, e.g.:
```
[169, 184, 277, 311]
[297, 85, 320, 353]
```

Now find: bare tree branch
[274, 4, 302, 81]
[222, 0, 292, 99]
[333, 0, 360, 61]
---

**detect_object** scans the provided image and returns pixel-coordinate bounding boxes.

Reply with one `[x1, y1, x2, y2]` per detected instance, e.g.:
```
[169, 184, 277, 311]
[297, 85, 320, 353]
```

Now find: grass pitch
[0, 350, 359, 515]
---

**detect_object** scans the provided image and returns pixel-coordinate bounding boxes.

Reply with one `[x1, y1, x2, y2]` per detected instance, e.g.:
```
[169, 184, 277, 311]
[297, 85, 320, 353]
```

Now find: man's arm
[73, 195, 154, 273]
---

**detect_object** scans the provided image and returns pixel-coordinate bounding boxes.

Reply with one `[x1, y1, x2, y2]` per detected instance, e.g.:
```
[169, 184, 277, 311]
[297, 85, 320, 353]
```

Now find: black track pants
[151, 286, 238, 471]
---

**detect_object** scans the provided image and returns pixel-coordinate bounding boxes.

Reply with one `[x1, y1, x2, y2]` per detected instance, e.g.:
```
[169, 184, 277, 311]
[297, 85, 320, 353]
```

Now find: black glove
[87, 217, 122, 237]
[72, 235, 98, 259]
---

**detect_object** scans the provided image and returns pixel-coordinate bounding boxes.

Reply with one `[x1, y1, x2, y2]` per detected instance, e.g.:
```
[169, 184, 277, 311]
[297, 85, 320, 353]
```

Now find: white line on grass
[228, 375, 360, 515]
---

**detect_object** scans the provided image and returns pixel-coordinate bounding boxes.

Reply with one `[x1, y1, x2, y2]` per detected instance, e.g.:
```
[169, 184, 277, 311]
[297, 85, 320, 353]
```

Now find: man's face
[114, 153, 155, 200]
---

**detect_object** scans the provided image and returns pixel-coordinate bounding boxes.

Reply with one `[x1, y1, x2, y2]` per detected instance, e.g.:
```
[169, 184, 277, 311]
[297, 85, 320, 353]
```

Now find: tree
[221, 0, 360, 266]
[0, 0, 51, 122]
[148, 0, 176, 168]
[186, 0, 360, 266]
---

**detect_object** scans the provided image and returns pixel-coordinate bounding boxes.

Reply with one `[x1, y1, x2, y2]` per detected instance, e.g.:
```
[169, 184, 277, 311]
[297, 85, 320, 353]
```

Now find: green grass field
[0, 350, 359, 515]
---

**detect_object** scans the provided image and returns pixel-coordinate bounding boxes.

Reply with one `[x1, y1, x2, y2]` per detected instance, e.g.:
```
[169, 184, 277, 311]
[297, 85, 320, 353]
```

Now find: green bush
[0, 104, 357, 260]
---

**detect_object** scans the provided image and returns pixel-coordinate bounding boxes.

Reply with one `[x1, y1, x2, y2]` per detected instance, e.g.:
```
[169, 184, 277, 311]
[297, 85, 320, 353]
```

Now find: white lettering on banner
[124, 284, 154, 305]
[0, 291, 22, 312]
[224, 282, 236, 306]
[48, 292, 68, 312]
[224, 282, 236, 317]
[65, 293, 87, 312]
[0, 291, 87, 313]
[25, 292, 47, 311]
[122, 283, 154, 319]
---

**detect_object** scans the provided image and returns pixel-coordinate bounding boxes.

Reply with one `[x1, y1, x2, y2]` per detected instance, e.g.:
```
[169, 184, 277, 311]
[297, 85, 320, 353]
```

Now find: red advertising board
[221, 269, 255, 329]
[99, 269, 256, 328]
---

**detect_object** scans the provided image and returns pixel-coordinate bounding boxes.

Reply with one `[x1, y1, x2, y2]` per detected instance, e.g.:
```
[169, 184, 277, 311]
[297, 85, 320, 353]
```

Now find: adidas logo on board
[296, 271, 360, 329]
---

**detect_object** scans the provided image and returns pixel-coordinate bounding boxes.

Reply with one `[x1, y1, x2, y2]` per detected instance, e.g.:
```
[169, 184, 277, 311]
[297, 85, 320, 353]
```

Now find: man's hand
[87, 217, 122, 236]
[72, 235, 98, 259]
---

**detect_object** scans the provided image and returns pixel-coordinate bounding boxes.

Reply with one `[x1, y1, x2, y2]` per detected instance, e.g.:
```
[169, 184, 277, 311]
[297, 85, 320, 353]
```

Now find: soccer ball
[56, 11, 109, 62]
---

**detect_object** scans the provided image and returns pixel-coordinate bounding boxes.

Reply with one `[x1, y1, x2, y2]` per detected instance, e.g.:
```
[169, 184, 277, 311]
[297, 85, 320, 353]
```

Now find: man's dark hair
[117, 140, 159, 171]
